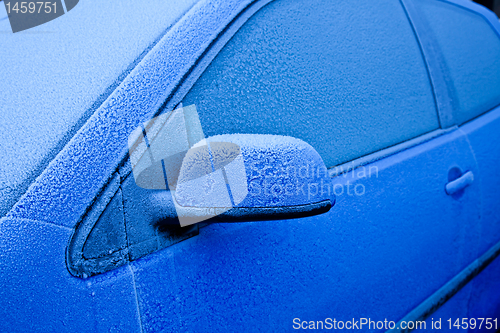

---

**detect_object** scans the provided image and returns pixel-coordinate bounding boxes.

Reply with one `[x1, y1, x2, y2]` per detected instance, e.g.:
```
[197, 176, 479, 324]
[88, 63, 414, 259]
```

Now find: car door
[408, 0, 500, 326]
[125, 0, 482, 331]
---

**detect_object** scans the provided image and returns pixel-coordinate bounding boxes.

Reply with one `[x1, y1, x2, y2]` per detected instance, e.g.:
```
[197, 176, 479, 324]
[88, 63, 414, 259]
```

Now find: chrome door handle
[445, 171, 474, 195]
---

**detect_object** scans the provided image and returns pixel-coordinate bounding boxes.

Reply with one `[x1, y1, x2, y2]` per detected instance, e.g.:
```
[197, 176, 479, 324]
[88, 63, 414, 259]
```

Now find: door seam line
[129, 264, 145, 333]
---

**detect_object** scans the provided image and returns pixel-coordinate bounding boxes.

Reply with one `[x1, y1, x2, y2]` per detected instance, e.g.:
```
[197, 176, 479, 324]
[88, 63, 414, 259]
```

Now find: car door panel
[460, 106, 500, 323]
[409, 0, 500, 323]
[460, 107, 500, 254]
[467, 255, 500, 331]
[131, 128, 480, 332]
[412, 283, 472, 332]
[0, 218, 141, 333]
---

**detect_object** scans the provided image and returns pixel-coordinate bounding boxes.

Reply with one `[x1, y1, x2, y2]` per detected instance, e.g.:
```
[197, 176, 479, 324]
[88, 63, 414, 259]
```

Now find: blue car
[1, 0, 500, 331]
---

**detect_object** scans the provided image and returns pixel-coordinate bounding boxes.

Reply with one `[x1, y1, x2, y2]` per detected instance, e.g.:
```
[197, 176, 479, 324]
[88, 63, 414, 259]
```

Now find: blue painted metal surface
[460, 106, 500, 326]
[1, 0, 499, 331]
[130, 128, 481, 332]
[200, 134, 334, 209]
[461, 106, 500, 259]
[468, 256, 500, 330]
[389, 235, 500, 332]
[0, 217, 141, 332]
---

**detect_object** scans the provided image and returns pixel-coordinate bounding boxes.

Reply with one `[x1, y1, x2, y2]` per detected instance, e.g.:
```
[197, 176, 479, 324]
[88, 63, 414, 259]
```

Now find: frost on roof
[0, 0, 198, 216]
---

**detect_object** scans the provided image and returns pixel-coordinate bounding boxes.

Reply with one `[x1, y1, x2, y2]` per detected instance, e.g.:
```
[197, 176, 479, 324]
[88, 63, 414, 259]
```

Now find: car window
[418, 0, 500, 125]
[182, 0, 440, 168]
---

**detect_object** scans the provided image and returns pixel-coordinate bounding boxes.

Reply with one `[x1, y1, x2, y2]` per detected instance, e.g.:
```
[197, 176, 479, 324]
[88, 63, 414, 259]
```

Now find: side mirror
[127, 106, 334, 227]
[172, 134, 334, 226]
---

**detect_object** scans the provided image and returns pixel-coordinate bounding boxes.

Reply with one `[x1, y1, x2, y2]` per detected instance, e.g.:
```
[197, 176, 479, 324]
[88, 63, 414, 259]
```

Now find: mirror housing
[172, 134, 335, 226]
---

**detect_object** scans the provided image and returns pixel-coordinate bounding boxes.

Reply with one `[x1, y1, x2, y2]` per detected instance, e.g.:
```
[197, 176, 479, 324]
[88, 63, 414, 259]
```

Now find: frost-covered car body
[1, 0, 500, 332]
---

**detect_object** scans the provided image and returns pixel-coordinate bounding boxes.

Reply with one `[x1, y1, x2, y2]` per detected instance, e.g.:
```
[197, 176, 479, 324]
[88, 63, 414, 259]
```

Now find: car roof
[0, 0, 199, 216]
